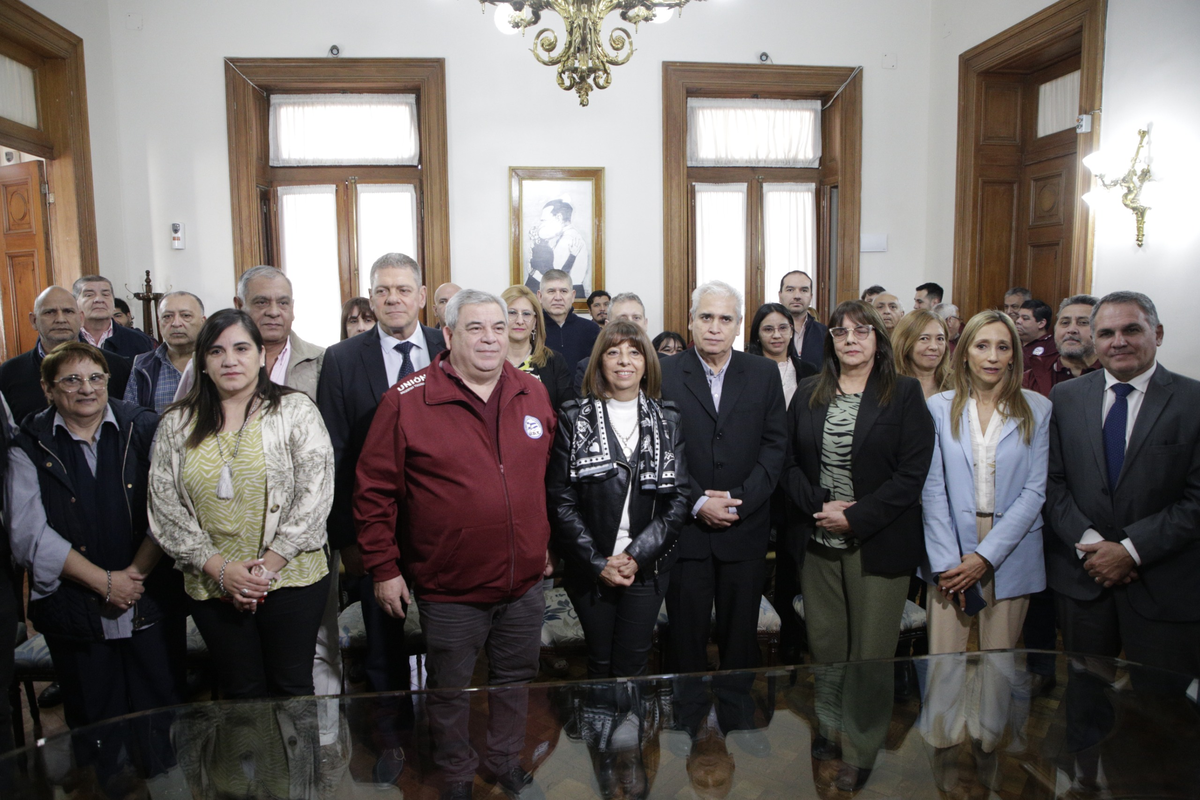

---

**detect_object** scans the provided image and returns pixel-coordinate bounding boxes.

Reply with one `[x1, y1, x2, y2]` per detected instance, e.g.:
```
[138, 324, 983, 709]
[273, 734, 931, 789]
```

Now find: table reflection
[3, 650, 1198, 799]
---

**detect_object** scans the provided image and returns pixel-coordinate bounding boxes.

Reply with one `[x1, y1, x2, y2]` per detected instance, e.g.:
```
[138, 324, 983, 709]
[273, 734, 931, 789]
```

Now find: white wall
[26, 0, 935, 338]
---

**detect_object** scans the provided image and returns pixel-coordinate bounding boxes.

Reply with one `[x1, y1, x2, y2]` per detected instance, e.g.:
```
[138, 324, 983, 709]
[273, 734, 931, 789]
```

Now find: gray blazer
[1044, 364, 1200, 621]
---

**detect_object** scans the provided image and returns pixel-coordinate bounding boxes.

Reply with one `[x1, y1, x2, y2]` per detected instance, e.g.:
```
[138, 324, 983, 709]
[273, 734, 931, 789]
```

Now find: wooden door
[1016, 152, 1076, 304]
[0, 161, 52, 361]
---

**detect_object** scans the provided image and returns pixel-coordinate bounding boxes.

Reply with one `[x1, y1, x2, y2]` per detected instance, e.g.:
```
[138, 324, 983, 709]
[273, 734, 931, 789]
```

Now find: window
[0, 53, 38, 128]
[1036, 69, 1080, 137]
[663, 63, 861, 340]
[225, 59, 450, 346]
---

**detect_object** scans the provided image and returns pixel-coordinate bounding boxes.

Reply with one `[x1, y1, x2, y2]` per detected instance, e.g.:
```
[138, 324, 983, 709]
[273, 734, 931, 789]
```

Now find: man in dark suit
[779, 270, 828, 370]
[1045, 290, 1200, 675]
[0, 286, 132, 426]
[661, 281, 787, 674]
[72, 275, 156, 360]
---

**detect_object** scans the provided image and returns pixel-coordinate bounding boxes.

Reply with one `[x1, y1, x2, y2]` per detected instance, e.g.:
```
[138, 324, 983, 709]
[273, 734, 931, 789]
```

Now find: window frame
[224, 58, 450, 308]
[663, 62, 862, 339]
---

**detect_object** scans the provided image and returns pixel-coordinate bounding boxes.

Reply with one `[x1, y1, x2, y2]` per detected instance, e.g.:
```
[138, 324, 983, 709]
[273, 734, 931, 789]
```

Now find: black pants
[567, 572, 667, 679]
[666, 555, 765, 674]
[189, 575, 329, 699]
[357, 576, 411, 692]
[1023, 586, 1059, 675]
[44, 619, 184, 780]
[0, 564, 17, 756]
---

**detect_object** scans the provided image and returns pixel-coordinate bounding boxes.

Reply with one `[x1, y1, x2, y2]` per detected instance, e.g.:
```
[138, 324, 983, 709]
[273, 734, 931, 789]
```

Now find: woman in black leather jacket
[547, 322, 691, 679]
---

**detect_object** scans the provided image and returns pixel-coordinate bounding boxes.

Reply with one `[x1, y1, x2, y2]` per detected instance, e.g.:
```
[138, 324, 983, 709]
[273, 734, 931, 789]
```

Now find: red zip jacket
[354, 353, 556, 603]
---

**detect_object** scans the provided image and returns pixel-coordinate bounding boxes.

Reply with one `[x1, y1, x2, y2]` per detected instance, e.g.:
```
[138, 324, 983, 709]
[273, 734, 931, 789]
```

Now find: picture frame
[509, 167, 604, 311]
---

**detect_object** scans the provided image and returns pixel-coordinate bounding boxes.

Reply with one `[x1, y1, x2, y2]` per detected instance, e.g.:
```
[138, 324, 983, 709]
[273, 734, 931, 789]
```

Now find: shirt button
[70, 497, 77, 503]
[270, 504, 281, 513]
[127, 483, 133, 489]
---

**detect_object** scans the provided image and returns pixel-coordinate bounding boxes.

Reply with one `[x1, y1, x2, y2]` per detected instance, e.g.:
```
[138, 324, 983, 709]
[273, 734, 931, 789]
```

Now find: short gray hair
[933, 302, 960, 320]
[690, 280, 743, 321]
[369, 253, 422, 289]
[609, 292, 645, 312]
[237, 265, 291, 302]
[1057, 294, 1098, 314]
[159, 290, 205, 315]
[1091, 291, 1160, 329]
[540, 269, 571, 287]
[71, 275, 113, 297]
[444, 288, 507, 331]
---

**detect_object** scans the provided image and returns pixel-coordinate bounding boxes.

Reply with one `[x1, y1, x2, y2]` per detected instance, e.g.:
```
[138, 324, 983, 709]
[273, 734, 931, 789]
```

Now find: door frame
[952, 0, 1107, 317]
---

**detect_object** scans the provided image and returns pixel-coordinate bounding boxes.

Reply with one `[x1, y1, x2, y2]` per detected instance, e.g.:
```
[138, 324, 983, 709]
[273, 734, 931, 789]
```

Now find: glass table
[2, 650, 1198, 798]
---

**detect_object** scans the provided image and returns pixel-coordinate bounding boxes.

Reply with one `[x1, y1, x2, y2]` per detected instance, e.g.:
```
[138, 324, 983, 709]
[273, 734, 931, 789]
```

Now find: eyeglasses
[54, 373, 109, 392]
[830, 324, 875, 341]
[760, 324, 793, 337]
[507, 310, 536, 320]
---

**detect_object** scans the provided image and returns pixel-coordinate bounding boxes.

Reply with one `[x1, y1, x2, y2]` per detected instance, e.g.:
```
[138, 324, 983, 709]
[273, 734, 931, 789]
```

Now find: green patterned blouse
[181, 416, 327, 600]
[816, 392, 862, 550]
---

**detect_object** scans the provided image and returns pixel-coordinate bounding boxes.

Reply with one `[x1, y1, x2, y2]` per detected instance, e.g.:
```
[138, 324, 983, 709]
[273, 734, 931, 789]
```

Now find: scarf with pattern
[568, 392, 676, 492]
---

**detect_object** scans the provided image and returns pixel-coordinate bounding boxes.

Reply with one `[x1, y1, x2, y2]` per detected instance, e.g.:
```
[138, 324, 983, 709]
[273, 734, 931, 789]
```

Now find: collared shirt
[1022, 356, 1100, 398]
[268, 336, 292, 386]
[699, 351, 732, 413]
[5, 405, 135, 637]
[792, 313, 809, 358]
[80, 320, 115, 348]
[968, 398, 1004, 514]
[1078, 362, 1159, 566]
[439, 358, 505, 449]
[149, 344, 185, 413]
[380, 324, 431, 386]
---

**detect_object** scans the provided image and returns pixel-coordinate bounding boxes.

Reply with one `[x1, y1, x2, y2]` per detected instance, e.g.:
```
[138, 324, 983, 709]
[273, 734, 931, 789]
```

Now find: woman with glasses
[340, 296, 376, 340]
[5, 342, 184, 776]
[780, 301, 935, 792]
[502, 285, 573, 410]
[548, 322, 690, 678]
[149, 309, 334, 698]
[746, 302, 819, 408]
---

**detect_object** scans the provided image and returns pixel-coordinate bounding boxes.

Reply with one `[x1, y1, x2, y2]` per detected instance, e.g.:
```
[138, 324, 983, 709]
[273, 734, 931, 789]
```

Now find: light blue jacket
[920, 389, 1052, 600]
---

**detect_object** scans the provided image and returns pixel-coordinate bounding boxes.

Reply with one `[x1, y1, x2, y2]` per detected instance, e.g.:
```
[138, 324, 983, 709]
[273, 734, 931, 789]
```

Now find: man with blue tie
[1045, 290, 1200, 674]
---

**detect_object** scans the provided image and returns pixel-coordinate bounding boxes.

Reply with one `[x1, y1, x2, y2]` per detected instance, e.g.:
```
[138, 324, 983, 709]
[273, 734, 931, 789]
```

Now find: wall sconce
[1082, 128, 1152, 247]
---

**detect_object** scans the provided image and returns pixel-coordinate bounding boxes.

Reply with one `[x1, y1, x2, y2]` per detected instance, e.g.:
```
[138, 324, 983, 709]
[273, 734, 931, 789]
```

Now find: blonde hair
[948, 310, 1036, 445]
[892, 310, 950, 390]
[501, 285, 551, 369]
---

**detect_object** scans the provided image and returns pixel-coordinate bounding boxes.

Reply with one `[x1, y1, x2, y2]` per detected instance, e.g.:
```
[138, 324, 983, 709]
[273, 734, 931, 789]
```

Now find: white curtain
[694, 183, 748, 349]
[1037, 70, 1080, 138]
[278, 185, 341, 345]
[355, 183, 418, 296]
[0, 54, 38, 128]
[688, 98, 821, 168]
[269, 93, 419, 166]
[763, 183, 816, 304]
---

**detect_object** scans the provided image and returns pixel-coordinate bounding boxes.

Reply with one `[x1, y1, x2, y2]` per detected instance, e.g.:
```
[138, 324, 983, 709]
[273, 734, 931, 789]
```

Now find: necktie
[1103, 383, 1135, 490]
[394, 341, 415, 382]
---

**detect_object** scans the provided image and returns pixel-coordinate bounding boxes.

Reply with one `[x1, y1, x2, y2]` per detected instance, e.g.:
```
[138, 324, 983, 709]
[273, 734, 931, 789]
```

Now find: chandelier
[480, 1, 703, 106]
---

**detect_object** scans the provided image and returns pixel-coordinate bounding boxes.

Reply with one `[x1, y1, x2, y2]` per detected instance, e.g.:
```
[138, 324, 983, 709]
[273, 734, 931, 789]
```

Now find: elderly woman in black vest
[4, 342, 183, 779]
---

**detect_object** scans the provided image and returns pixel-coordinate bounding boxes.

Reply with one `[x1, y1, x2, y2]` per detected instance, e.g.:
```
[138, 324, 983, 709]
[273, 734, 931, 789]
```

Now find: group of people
[0, 257, 1196, 800]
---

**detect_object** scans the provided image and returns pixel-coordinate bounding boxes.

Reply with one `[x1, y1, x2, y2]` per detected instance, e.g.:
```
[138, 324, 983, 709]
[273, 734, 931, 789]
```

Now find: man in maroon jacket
[355, 289, 556, 800]
[1024, 295, 1101, 397]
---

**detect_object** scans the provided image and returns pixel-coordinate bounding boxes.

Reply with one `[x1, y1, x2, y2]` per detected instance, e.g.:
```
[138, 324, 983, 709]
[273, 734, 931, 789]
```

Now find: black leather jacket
[547, 398, 691, 585]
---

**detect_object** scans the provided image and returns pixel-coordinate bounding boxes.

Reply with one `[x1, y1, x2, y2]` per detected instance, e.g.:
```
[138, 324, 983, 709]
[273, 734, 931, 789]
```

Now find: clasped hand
[937, 552, 990, 610]
[1076, 540, 1138, 588]
[814, 501, 854, 536]
[697, 490, 741, 529]
[223, 558, 271, 612]
[105, 567, 145, 610]
[599, 553, 638, 587]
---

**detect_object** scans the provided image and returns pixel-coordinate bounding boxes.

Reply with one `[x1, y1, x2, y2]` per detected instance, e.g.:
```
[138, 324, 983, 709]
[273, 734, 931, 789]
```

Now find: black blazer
[1045, 365, 1200, 621]
[0, 345, 132, 427]
[317, 324, 446, 549]
[529, 349, 573, 411]
[781, 371, 935, 574]
[797, 314, 829, 371]
[660, 349, 787, 562]
[547, 399, 691, 583]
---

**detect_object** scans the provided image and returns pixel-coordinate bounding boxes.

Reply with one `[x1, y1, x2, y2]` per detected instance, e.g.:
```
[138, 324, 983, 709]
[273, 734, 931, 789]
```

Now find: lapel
[1119, 365, 1173, 485]
[850, 370, 884, 459]
[422, 324, 447, 358]
[359, 326, 390, 403]
[681, 350, 718, 421]
[715, 353, 748, 428]
[1082, 371, 1109, 483]
[954, 400, 975, 482]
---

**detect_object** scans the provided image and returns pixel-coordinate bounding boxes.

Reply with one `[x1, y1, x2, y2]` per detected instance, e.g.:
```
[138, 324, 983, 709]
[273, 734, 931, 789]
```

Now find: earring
[1008, 363, 1013, 371]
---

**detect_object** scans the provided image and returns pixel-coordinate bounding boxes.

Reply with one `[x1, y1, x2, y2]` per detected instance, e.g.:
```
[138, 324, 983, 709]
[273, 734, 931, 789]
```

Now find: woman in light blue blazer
[918, 310, 1051, 776]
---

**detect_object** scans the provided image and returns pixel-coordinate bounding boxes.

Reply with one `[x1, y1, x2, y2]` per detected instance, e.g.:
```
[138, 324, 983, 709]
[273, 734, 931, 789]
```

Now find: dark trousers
[189, 575, 329, 699]
[567, 572, 667, 679]
[1023, 587, 1059, 675]
[45, 620, 184, 780]
[666, 555, 765, 674]
[0, 566, 15, 756]
[419, 583, 544, 783]
[358, 577, 411, 692]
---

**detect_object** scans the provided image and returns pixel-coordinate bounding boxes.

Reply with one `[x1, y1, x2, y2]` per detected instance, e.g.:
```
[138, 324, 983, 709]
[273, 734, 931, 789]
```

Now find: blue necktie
[394, 341, 415, 382]
[1103, 383, 1135, 490]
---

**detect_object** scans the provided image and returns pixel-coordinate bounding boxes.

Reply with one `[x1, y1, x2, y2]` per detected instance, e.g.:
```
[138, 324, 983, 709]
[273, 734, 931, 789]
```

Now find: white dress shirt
[380, 324, 432, 385]
[968, 398, 1004, 514]
[1078, 362, 1158, 565]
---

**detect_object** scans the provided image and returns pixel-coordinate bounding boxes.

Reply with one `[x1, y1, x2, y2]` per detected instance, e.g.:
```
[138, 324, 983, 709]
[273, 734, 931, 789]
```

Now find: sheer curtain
[687, 98, 821, 167]
[0, 54, 38, 128]
[269, 94, 419, 166]
[278, 185, 341, 345]
[763, 183, 816, 303]
[355, 184, 418, 296]
[1037, 70, 1080, 138]
[694, 183, 748, 349]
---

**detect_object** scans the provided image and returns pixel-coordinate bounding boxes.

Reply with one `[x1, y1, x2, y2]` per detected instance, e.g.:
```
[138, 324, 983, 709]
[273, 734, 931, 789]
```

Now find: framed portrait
[509, 167, 604, 311]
